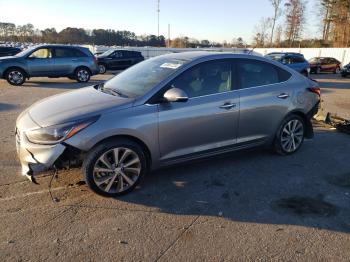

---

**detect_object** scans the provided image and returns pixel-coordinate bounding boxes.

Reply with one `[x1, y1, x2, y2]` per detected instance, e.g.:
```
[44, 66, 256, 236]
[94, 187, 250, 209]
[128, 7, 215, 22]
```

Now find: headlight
[26, 116, 99, 145]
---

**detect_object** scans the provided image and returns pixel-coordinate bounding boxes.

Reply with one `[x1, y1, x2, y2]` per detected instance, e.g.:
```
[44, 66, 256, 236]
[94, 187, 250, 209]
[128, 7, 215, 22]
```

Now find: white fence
[255, 48, 350, 64]
[86, 45, 350, 64]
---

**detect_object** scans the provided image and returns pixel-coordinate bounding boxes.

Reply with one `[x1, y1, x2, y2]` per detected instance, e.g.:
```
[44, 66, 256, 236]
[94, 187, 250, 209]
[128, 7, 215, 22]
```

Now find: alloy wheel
[280, 119, 304, 153]
[8, 71, 24, 85]
[99, 64, 106, 74]
[77, 69, 90, 82]
[93, 147, 141, 194]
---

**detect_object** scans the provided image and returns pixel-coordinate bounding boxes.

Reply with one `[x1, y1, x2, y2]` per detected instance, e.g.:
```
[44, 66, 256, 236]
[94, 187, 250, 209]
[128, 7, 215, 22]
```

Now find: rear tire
[83, 139, 148, 197]
[75, 67, 91, 83]
[6, 68, 26, 86]
[273, 115, 305, 156]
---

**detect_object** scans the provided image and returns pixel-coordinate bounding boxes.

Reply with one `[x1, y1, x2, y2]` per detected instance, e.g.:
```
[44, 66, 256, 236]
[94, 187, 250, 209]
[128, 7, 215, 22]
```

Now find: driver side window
[171, 60, 232, 98]
[29, 48, 52, 59]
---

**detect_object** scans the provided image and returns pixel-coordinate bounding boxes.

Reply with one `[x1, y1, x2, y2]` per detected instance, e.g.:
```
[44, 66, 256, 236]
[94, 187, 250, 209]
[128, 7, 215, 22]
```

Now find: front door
[157, 60, 239, 162]
[26, 48, 54, 76]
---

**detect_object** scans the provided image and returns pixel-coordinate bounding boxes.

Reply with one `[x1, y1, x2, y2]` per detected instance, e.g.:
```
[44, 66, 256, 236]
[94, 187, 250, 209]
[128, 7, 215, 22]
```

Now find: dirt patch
[272, 196, 337, 217]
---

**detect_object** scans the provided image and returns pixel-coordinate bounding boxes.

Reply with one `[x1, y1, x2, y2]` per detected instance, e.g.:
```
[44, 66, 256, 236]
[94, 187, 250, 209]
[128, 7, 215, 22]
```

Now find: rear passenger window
[238, 60, 280, 89]
[55, 48, 85, 58]
[291, 56, 305, 63]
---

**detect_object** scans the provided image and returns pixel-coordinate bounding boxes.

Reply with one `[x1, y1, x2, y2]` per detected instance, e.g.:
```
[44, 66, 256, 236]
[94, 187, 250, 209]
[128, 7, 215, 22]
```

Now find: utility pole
[168, 24, 170, 47]
[157, 0, 160, 39]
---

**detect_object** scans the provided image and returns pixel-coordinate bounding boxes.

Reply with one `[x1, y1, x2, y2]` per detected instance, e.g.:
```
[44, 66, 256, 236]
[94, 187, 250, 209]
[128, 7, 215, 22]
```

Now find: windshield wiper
[98, 83, 128, 98]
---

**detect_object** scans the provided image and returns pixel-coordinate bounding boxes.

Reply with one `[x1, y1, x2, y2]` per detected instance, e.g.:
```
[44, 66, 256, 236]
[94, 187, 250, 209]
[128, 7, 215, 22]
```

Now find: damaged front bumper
[15, 112, 66, 181]
[16, 128, 66, 180]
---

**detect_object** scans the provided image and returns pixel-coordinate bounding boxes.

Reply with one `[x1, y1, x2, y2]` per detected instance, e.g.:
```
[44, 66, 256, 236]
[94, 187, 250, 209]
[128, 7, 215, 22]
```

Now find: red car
[309, 57, 341, 74]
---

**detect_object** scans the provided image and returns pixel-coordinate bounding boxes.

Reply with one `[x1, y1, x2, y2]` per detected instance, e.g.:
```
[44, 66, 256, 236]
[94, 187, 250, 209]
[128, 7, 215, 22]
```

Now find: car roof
[156, 51, 265, 61]
[267, 52, 304, 56]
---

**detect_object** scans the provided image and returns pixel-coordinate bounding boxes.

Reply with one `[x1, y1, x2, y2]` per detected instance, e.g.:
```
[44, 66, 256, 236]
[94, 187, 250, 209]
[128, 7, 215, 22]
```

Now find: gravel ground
[0, 73, 349, 261]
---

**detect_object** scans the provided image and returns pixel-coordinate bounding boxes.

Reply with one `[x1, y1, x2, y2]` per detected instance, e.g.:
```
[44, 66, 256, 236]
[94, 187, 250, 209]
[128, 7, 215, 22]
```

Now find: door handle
[277, 93, 290, 99]
[71, 59, 78, 61]
[220, 103, 236, 110]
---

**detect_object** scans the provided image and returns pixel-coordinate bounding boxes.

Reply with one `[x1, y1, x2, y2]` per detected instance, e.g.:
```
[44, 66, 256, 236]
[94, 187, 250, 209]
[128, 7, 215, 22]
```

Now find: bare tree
[253, 17, 272, 47]
[284, 0, 306, 47]
[274, 25, 283, 46]
[269, 0, 283, 46]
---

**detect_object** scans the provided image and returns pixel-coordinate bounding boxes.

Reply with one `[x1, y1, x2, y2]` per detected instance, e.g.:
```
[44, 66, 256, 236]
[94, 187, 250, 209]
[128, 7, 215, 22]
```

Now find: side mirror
[163, 87, 189, 103]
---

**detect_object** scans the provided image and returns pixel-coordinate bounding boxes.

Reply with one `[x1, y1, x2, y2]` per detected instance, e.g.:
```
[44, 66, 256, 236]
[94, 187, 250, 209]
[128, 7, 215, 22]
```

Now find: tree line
[253, 0, 350, 48]
[0, 23, 167, 47]
[0, 22, 222, 48]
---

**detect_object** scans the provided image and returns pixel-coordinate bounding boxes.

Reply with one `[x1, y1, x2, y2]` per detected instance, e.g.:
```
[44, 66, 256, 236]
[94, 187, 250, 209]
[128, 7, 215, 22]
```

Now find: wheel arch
[75, 65, 92, 75]
[4, 66, 29, 78]
[89, 134, 152, 170]
[284, 110, 313, 139]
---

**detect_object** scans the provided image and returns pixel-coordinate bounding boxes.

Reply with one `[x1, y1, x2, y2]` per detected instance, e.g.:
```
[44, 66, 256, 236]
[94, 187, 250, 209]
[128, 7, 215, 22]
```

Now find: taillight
[93, 56, 98, 64]
[308, 87, 321, 96]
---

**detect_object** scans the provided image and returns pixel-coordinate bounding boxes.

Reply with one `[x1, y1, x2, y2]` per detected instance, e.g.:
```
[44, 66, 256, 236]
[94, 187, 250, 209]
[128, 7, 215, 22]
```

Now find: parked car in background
[0, 44, 99, 86]
[341, 62, 350, 77]
[97, 49, 144, 73]
[265, 52, 310, 77]
[16, 52, 320, 196]
[309, 57, 341, 74]
[0, 46, 22, 57]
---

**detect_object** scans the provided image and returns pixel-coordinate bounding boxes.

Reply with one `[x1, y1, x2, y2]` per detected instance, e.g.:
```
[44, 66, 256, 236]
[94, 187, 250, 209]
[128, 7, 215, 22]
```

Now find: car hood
[0, 56, 19, 61]
[28, 86, 134, 127]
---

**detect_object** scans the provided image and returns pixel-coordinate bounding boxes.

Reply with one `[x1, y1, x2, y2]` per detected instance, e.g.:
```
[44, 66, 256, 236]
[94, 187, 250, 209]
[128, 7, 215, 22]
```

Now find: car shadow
[80, 129, 350, 234]
[0, 103, 18, 112]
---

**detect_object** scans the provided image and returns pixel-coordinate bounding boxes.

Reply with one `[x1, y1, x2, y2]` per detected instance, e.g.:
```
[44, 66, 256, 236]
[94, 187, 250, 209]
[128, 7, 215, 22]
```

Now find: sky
[0, 0, 319, 43]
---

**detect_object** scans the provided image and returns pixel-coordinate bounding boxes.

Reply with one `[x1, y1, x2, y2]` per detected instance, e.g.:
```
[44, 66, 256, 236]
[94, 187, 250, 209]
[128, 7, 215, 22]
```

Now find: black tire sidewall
[274, 115, 305, 155]
[6, 69, 26, 86]
[83, 139, 147, 197]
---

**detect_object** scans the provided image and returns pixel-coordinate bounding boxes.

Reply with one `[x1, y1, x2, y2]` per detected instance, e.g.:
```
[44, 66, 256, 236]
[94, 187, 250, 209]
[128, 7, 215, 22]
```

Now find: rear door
[237, 59, 293, 144]
[157, 59, 239, 162]
[52, 47, 85, 75]
[26, 48, 54, 76]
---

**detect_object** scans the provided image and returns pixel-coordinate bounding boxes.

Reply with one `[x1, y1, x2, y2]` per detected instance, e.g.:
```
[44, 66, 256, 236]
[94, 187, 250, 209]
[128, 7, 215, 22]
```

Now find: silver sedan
[16, 52, 321, 196]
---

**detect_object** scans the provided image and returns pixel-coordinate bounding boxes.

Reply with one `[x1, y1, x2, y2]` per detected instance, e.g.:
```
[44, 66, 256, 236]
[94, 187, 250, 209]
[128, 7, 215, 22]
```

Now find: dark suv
[309, 57, 341, 74]
[265, 52, 310, 77]
[0, 46, 22, 57]
[0, 45, 99, 86]
[97, 50, 144, 74]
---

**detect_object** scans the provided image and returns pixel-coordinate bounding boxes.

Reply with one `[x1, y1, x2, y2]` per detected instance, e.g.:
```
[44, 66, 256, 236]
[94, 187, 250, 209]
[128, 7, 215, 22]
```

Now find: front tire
[273, 115, 305, 155]
[83, 139, 147, 197]
[6, 68, 26, 86]
[334, 67, 340, 74]
[75, 67, 91, 83]
[98, 63, 107, 74]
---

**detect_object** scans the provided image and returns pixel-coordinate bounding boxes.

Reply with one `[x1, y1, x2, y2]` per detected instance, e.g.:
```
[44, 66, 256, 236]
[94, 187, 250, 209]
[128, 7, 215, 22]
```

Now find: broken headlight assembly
[26, 116, 99, 145]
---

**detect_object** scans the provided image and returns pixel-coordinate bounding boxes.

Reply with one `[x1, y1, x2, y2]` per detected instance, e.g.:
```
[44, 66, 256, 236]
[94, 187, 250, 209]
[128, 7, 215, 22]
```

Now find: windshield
[15, 46, 37, 57]
[103, 56, 189, 98]
[265, 54, 283, 61]
[101, 49, 115, 56]
[309, 57, 320, 63]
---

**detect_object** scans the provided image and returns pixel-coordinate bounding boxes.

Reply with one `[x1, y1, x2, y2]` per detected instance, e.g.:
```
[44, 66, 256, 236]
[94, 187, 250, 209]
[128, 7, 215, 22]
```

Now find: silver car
[15, 52, 321, 196]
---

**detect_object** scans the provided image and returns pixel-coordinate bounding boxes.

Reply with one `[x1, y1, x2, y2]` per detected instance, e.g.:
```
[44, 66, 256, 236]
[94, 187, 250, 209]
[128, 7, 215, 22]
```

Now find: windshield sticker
[160, 63, 182, 69]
